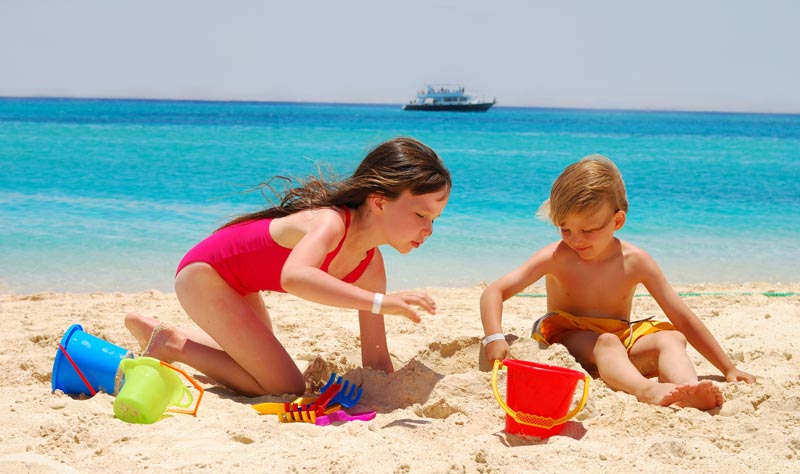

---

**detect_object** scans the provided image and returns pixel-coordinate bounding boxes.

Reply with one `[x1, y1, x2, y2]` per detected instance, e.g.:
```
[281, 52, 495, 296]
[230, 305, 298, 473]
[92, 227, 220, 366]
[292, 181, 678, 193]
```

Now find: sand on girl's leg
[141, 323, 178, 362]
[124, 312, 161, 351]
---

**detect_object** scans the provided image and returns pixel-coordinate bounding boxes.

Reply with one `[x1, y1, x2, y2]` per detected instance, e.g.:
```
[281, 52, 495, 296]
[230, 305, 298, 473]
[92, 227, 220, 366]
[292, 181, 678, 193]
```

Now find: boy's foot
[659, 380, 723, 410]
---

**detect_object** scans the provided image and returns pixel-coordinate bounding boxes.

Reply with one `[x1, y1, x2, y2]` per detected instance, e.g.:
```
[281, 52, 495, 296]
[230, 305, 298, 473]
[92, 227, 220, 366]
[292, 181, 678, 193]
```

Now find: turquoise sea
[1, 97, 799, 294]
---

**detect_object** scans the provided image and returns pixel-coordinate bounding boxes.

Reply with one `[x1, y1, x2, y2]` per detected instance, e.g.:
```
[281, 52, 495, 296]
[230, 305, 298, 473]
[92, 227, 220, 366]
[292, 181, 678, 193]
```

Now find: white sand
[1, 283, 798, 473]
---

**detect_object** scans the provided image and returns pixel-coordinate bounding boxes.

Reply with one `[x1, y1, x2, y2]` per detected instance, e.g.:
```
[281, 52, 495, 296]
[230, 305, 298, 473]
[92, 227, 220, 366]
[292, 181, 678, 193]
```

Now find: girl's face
[559, 204, 625, 260]
[379, 188, 449, 254]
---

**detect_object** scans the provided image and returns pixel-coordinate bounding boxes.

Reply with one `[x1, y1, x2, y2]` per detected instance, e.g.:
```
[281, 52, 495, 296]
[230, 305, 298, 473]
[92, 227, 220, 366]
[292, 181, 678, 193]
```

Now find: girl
[126, 137, 451, 396]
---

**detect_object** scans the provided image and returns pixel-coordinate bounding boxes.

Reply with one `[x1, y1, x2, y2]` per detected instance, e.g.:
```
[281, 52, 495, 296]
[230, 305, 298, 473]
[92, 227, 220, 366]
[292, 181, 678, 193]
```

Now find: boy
[480, 155, 755, 409]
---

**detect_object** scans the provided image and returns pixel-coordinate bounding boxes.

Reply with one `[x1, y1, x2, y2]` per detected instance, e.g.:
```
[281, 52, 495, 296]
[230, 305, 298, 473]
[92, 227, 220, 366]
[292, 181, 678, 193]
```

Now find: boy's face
[559, 204, 625, 260]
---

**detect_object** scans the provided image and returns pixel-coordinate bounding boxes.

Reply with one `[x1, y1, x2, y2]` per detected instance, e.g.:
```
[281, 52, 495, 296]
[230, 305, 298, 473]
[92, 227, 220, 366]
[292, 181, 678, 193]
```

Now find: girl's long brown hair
[219, 137, 451, 230]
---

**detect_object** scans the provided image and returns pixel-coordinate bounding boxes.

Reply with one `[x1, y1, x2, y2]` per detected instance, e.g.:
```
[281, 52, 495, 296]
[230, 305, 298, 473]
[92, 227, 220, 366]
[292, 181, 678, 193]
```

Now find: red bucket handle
[58, 343, 97, 396]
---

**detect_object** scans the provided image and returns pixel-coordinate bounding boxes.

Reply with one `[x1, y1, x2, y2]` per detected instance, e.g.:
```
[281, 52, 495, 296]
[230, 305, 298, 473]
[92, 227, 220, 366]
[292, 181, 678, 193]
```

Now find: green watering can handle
[491, 359, 590, 429]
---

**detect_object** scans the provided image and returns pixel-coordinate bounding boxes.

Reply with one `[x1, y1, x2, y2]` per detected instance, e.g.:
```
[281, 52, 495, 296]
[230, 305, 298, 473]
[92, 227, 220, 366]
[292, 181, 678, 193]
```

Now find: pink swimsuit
[176, 207, 375, 295]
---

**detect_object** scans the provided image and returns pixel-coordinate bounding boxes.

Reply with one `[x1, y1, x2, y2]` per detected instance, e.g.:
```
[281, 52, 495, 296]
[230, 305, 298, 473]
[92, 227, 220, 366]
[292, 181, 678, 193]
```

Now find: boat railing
[423, 85, 466, 95]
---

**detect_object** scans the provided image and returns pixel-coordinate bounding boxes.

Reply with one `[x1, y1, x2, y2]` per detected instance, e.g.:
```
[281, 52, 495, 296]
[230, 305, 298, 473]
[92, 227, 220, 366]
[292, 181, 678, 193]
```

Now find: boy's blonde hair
[538, 154, 629, 226]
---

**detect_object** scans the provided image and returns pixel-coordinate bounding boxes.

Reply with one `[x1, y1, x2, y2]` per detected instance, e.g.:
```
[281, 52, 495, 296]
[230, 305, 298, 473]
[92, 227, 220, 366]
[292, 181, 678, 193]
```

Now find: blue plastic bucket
[51, 324, 133, 396]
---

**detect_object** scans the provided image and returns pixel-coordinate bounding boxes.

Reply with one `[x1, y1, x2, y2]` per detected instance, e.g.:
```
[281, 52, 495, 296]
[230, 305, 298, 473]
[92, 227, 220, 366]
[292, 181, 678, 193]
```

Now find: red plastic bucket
[491, 359, 590, 438]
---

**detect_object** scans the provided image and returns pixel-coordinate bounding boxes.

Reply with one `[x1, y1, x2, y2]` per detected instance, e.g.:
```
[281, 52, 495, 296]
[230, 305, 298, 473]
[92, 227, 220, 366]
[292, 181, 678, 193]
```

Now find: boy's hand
[484, 339, 510, 362]
[725, 367, 756, 383]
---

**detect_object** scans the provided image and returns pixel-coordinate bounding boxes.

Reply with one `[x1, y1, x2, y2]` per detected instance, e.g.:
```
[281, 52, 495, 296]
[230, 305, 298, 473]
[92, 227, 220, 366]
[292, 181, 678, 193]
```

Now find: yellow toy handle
[161, 361, 205, 417]
[491, 359, 590, 429]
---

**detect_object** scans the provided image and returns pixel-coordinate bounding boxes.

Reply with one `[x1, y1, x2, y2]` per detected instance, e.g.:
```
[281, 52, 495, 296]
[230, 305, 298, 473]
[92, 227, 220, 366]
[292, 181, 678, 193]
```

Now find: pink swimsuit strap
[321, 207, 376, 282]
[320, 207, 351, 272]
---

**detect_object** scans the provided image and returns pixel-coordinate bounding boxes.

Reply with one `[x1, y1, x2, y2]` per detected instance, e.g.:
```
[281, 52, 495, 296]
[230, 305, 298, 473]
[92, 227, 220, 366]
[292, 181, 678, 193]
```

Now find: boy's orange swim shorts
[532, 311, 676, 351]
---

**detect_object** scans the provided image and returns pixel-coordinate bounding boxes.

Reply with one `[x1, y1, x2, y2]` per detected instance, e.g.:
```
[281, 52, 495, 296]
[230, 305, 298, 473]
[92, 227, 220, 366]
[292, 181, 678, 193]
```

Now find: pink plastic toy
[315, 410, 377, 426]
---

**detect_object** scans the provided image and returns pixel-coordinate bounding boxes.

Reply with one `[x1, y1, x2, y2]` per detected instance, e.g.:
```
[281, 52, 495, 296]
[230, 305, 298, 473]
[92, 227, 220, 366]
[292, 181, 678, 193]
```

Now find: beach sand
[1, 283, 799, 473]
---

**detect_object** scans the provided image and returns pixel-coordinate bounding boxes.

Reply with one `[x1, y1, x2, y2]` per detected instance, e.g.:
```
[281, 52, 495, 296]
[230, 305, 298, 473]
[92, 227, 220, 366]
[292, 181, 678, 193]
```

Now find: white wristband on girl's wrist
[372, 293, 384, 314]
[482, 333, 506, 347]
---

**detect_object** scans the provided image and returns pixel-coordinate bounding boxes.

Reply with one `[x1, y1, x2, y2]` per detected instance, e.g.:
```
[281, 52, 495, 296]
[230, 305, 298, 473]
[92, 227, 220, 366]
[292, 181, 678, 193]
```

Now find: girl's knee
[257, 371, 305, 397]
[287, 377, 306, 396]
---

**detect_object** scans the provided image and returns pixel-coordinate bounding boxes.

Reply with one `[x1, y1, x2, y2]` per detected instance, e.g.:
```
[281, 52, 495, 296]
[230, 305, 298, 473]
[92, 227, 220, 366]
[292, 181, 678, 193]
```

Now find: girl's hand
[725, 367, 756, 383]
[380, 291, 437, 323]
[484, 339, 510, 363]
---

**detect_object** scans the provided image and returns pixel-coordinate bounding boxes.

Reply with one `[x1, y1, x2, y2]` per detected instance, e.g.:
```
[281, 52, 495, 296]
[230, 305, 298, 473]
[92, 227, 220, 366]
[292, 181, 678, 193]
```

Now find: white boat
[402, 84, 495, 112]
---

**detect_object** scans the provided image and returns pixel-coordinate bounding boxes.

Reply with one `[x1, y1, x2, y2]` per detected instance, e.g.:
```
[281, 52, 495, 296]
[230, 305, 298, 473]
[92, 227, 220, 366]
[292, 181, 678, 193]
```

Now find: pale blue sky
[2, 0, 798, 113]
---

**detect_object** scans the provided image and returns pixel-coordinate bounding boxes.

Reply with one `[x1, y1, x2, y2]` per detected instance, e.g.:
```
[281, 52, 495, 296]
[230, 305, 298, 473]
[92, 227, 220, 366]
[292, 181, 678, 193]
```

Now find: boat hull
[402, 102, 494, 112]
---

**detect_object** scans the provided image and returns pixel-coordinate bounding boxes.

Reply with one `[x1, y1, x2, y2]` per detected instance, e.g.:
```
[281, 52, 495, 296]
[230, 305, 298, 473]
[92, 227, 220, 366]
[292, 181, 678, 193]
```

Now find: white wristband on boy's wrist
[372, 293, 384, 314]
[482, 333, 506, 347]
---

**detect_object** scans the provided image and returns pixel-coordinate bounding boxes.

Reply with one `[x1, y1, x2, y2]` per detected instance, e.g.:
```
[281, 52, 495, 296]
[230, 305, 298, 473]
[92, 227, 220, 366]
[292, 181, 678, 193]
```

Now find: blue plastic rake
[320, 373, 363, 409]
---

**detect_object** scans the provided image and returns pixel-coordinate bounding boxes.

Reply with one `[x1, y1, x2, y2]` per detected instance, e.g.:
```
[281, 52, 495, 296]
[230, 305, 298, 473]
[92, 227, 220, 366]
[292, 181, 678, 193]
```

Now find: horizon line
[1, 94, 798, 117]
